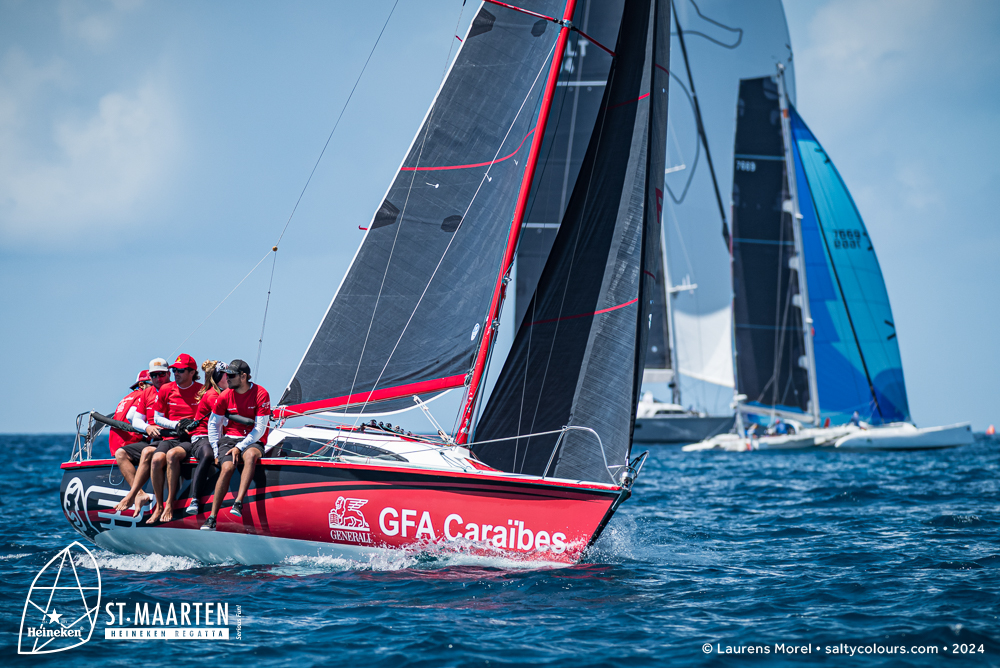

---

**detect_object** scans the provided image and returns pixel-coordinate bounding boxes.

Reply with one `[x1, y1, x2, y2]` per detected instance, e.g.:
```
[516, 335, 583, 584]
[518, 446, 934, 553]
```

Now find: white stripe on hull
[96, 527, 391, 566]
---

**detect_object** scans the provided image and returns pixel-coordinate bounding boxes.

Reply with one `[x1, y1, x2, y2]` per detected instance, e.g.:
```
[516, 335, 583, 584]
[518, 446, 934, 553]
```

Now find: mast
[670, 0, 730, 247]
[776, 64, 820, 425]
[455, 0, 580, 444]
[661, 231, 682, 405]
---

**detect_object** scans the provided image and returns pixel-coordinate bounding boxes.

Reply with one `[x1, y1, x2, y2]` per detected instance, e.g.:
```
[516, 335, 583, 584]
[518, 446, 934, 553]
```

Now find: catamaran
[686, 69, 973, 452]
[60, 0, 670, 565]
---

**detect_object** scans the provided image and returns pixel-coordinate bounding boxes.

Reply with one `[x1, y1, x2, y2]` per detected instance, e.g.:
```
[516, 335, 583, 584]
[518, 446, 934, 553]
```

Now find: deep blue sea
[3, 433, 999, 666]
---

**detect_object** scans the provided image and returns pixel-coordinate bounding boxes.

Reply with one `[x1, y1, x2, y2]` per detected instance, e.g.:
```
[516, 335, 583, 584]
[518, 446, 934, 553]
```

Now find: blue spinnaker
[790, 107, 909, 424]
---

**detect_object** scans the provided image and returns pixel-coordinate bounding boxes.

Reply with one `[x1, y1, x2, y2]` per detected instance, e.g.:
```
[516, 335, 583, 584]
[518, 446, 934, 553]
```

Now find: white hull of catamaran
[682, 432, 818, 452]
[832, 422, 975, 451]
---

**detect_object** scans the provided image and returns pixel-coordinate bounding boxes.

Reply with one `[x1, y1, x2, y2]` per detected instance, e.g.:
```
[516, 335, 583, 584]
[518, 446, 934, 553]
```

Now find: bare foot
[133, 491, 151, 515]
[115, 491, 136, 512]
[160, 502, 174, 524]
[147, 502, 163, 524]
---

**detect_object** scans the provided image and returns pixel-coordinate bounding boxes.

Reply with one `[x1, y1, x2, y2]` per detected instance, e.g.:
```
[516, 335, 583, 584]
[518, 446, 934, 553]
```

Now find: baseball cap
[148, 358, 169, 373]
[131, 369, 151, 389]
[170, 353, 197, 370]
[226, 359, 251, 377]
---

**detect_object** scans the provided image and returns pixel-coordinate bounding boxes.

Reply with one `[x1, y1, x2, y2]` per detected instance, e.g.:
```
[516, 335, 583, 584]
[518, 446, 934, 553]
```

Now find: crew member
[201, 359, 271, 531]
[148, 353, 204, 523]
[849, 411, 861, 426]
[110, 370, 153, 496]
[183, 359, 229, 516]
[115, 358, 172, 515]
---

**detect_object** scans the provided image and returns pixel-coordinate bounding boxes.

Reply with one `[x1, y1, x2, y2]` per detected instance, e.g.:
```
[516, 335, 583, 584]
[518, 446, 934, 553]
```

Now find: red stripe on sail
[401, 130, 534, 172]
[274, 374, 467, 419]
[608, 92, 650, 110]
[529, 297, 639, 327]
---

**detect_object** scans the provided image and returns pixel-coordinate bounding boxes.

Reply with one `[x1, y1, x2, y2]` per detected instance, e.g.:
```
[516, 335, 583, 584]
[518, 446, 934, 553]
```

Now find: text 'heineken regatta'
[103, 601, 231, 640]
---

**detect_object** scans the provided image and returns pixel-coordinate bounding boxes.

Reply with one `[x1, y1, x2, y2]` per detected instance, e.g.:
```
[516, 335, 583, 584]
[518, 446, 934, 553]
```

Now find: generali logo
[18, 542, 101, 654]
[329, 496, 373, 544]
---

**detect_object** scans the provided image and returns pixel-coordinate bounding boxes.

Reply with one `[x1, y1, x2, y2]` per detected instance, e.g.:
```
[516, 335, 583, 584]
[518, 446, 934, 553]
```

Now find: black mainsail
[277, 2, 564, 417]
[731, 76, 810, 415]
[475, 0, 670, 483]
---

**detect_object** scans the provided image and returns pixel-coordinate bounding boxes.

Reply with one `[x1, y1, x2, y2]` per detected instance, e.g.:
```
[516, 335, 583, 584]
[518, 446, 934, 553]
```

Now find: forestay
[475, 0, 670, 484]
[277, 1, 564, 417]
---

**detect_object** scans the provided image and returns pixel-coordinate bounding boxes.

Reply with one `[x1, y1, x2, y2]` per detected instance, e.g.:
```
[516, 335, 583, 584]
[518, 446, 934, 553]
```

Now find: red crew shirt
[189, 388, 221, 437]
[109, 389, 145, 454]
[153, 381, 204, 421]
[213, 383, 271, 441]
[133, 385, 160, 424]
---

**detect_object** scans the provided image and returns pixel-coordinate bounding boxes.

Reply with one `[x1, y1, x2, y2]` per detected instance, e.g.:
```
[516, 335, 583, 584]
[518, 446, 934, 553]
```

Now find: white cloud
[790, 0, 1000, 237]
[58, 0, 144, 48]
[0, 49, 180, 247]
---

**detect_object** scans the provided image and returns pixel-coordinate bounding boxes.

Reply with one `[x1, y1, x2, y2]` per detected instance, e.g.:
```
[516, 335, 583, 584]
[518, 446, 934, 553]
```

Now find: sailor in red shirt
[115, 357, 173, 515]
[201, 359, 272, 530]
[110, 370, 152, 488]
[147, 353, 204, 523]
[183, 359, 229, 516]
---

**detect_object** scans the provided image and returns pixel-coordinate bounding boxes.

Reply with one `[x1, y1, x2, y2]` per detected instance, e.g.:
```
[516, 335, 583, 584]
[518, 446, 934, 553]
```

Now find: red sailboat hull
[60, 457, 624, 565]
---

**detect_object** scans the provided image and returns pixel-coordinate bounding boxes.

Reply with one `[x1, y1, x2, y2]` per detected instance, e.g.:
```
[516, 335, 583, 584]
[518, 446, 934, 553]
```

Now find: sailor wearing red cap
[114, 358, 173, 515]
[147, 353, 204, 523]
[201, 359, 272, 531]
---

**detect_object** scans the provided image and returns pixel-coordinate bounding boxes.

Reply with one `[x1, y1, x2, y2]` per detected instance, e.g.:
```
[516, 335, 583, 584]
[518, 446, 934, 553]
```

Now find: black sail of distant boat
[277, 1, 565, 416]
[731, 76, 811, 416]
[475, 0, 670, 483]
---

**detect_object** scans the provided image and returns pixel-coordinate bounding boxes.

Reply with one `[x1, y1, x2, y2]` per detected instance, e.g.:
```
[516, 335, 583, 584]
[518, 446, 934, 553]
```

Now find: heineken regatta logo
[18, 542, 101, 654]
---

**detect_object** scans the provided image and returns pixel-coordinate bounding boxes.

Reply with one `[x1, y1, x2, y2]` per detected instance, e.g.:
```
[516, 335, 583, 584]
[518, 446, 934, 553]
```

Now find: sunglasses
[225, 372, 241, 378]
[150, 371, 168, 378]
[172, 367, 193, 373]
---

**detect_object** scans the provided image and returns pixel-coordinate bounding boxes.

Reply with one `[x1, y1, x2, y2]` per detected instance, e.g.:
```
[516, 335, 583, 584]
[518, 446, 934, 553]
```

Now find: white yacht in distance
[633, 392, 735, 444]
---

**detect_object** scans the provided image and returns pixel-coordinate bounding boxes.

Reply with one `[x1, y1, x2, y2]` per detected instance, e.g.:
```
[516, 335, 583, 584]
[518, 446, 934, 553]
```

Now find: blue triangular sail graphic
[790, 106, 909, 424]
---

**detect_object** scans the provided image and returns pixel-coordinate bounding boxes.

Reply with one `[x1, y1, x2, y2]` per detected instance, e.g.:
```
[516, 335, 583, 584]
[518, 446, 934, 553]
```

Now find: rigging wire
[341, 1, 469, 425]
[663, 70, 701, 205]
[170, 2, 402, 363]
[351, 39, 558, 423]
[171, 249, 273, 356]
[274, 0, 401, 250]
[254, 0, 402, 375]
[670, 0, 742, 50]
[670, 0, 729, 247]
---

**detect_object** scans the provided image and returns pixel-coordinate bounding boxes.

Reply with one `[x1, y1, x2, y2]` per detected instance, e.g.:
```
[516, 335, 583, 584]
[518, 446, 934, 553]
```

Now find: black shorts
[189, 436, 213, 458]
[218, 436, 265, 464]
[117, 441, 150, 465]
[153, 439, 195, 456]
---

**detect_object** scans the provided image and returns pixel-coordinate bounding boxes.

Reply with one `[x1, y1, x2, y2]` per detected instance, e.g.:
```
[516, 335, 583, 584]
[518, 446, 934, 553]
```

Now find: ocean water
[3, 433, 999, 666]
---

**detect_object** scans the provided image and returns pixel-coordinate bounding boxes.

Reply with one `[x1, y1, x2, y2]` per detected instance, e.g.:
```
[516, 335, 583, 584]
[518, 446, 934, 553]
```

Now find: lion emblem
[329, 496, 370, 532]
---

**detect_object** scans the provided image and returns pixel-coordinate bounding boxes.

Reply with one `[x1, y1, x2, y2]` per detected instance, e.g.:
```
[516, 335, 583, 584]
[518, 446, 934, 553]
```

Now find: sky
[0, 0, 997, 433]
